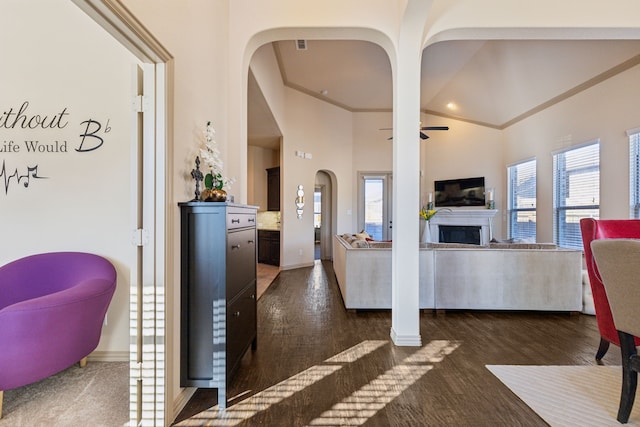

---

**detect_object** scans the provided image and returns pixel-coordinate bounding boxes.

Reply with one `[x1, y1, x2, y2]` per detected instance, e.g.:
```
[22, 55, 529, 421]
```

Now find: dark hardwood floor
[174, 260, 614, 426]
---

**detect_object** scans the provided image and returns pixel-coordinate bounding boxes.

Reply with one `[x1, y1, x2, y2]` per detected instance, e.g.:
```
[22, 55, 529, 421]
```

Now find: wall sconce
[295, 185, 305, 219]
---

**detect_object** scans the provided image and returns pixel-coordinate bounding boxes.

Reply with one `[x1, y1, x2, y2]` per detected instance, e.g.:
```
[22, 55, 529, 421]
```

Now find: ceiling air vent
[295, 39, 308, 50]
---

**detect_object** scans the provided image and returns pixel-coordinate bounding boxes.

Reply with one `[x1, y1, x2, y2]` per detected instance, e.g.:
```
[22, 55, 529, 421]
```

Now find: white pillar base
[390, 327, 422, 347]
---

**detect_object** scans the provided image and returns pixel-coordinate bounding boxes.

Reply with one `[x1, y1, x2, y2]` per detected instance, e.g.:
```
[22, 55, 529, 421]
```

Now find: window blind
[507, 159, 536, 240]
[553, 141, 599, 249]
[630, 131, 640, 218]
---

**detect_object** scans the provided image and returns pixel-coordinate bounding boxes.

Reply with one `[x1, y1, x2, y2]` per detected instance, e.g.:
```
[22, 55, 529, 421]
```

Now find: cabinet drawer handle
[231, 244, 241, 250]
[248, 218, 255, 223]
[231, 218, 240, 224]
[233, 311, 241, 317]
[250, 294, 256, 300]
[248, 240, 255, 244]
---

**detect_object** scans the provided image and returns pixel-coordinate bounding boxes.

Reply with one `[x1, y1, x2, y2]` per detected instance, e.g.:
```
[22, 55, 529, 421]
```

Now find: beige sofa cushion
[351, 239, 370, 248]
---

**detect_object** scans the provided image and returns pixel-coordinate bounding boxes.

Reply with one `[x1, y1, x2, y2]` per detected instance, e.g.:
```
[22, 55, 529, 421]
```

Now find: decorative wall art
[0, 101, 112, 195]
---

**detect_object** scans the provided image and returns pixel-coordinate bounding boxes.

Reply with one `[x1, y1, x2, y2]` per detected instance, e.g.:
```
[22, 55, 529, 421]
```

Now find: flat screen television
[434, 176, 485, 207]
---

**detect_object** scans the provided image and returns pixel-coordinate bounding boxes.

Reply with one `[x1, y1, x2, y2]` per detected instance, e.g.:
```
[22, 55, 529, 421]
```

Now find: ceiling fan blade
[388, 135, 428, 141]
[420, 126, 449, 131]
[383, 126, 445, 140]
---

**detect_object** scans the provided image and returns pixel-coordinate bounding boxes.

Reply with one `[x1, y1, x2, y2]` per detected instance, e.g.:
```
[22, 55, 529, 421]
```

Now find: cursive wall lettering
[77, 119, 110, 152]
[0, 101, 69, 130]
[1, 101, 113, 195]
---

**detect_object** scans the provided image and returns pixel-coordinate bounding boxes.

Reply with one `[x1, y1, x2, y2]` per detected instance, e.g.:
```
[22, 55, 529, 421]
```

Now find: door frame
[358, 171, 393, 241]
[314, 170, 334, 260]
[72, 1, 172, 425]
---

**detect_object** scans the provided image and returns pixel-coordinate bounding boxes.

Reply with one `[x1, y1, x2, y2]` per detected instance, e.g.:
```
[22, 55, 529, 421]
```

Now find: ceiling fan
[380, 125, 449, 140]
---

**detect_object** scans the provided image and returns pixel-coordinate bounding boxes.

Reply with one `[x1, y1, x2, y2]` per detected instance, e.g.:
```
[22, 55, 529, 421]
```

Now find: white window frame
[507, 158, 537, 241]
[629, 128, 640, 218]
[553, 140, 600, 249]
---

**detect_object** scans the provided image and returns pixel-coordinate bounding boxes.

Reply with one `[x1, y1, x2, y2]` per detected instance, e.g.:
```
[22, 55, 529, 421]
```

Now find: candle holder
[190, 156, 204, 201]
[487, 200, 495, 210]
[427, 202, 434, 210]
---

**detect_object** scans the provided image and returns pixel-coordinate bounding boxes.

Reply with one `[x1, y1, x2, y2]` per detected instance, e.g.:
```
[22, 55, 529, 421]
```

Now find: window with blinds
[630, 130, 640, 218]
[553, 141, 600, 249]
[507, 159, 536, 241]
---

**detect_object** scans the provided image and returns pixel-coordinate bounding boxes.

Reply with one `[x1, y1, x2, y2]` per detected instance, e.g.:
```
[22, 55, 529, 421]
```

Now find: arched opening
[314, 170, 336, 260]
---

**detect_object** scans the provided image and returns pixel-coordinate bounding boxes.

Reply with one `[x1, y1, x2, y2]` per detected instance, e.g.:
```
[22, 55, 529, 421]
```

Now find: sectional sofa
[332, 234, 583, 311]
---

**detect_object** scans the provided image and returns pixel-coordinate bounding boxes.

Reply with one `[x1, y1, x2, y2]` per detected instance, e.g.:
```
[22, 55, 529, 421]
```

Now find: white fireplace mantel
[428, 209, 498, 245]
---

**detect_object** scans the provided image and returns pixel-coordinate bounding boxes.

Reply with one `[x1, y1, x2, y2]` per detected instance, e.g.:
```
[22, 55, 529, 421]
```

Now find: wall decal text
[1, 101, 113, 195]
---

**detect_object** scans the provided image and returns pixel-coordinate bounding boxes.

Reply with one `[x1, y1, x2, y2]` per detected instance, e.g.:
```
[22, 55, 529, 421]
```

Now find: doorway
[359, 172, 393, 240]
[314, 170, 334, 260]
[73, 1, 171, 425]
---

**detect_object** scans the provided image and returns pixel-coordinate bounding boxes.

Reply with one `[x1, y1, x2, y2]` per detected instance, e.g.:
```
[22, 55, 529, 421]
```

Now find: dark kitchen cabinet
[267, 166, 280, 211]
[258, 229, 280, 266]
[178, 201, 257, 409]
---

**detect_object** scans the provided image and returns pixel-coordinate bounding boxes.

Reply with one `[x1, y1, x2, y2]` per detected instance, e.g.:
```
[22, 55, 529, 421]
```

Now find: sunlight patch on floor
[306, 340, 460, 426]
[175, 340, 460, 426]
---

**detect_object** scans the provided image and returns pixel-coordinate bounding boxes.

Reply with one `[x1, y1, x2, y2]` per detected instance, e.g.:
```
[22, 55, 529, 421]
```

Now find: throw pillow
[355, 231, 370, 241]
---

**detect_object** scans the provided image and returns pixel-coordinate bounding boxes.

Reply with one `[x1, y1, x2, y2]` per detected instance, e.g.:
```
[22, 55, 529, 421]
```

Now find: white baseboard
[88, 350, 129, 362]
[281, 261, 314, 270]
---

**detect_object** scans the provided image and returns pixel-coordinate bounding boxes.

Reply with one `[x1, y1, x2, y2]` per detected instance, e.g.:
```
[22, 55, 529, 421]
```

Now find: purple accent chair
[0, 252, 117, 418]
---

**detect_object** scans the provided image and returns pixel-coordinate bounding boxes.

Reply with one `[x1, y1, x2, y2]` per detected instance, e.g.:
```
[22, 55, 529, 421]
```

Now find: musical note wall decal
[0, 160, 46, 194]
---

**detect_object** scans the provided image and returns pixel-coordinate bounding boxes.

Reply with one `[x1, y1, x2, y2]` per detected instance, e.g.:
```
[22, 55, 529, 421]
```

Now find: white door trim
[72, 1, 172, 425]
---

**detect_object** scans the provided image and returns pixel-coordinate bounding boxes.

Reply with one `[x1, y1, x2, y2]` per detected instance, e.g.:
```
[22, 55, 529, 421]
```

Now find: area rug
[0, 361, 128, 427]
[487, 365, 640, 427]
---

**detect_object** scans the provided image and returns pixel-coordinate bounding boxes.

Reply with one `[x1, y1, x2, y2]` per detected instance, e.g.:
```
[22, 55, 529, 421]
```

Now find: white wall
[351, 112, 393, 232]
[351, 111, 504, 237]
[420, 114, 505, 238]
[1, 0, 139, 357]
[504, 64, 640, 242]
[280, 88, 353, 268]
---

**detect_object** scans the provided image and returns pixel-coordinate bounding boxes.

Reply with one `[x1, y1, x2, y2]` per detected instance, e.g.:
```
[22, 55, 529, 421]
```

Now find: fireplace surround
[438, 225, 482, 245]
[428, 209, 498, 245]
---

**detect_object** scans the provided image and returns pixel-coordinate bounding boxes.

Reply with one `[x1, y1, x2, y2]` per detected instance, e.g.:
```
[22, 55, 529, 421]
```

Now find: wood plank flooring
[174, 260, 614, 426]
[256, 262, 279, 299]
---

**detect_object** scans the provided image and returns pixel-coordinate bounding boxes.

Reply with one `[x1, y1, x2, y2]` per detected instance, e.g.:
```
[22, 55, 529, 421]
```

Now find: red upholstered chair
[591, 239, 640, 423]
[580, 218, 640, 360]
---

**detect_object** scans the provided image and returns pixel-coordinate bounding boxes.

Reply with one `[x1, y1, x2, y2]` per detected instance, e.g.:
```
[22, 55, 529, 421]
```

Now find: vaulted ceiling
[248, 39, 640, 148]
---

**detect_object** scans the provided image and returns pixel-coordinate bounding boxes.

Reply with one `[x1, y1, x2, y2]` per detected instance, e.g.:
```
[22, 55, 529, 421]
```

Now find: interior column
[390, 0, 428, 347]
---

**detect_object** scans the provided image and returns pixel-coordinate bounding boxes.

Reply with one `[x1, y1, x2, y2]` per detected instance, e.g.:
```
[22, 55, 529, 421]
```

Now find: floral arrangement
[200, 121, 235, 191]
[420, 208, 438, 221]
[420, 207, 451, 221]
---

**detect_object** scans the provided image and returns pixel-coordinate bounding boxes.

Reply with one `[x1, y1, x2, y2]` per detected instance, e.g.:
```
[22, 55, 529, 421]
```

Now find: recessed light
[320, 89, 329, 96]
[447, 102, 457, 110]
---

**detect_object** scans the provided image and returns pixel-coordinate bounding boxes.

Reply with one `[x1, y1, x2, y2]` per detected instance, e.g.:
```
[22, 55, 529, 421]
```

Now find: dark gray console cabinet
[178, 202, 258, 409]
